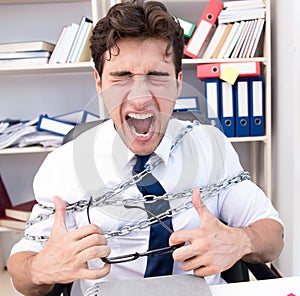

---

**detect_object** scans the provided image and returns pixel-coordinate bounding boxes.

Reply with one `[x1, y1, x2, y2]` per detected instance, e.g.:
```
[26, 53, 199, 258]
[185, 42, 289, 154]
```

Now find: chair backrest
[62, 111, 210, 145]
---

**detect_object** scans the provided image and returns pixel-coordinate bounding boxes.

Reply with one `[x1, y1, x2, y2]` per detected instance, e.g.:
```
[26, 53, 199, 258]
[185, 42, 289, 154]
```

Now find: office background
[0, 0, 299, 279]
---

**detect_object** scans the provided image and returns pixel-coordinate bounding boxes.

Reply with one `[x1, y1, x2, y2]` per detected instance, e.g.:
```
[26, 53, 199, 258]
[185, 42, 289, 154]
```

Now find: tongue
[132, 118, 152, 134]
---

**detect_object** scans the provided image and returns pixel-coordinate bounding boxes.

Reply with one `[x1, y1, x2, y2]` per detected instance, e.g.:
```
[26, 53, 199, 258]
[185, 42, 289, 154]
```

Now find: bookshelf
[0, 0, 271, 267]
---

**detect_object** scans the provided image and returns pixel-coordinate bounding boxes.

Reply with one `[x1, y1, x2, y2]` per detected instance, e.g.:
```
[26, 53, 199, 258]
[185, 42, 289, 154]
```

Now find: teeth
[128, 113, 153, 120]
[133, 129, 150, 137]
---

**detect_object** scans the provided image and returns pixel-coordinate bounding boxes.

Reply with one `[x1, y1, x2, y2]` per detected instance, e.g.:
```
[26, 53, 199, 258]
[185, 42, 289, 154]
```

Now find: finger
[192, 188, 214, 224]
[79, 245, 111, 264]
[193, 265, 220, 278]
[71, 224, 104, 241]
[169, 229, 199, 245]
[74, 232, 108, 254]
[172, 244, 196, 262]
[81, 263, 111, 280]
[52, 195, 67, 232]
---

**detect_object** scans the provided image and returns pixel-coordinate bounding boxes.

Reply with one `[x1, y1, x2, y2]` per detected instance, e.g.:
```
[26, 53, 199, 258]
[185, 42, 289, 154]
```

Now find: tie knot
[133, 155, 151, 173]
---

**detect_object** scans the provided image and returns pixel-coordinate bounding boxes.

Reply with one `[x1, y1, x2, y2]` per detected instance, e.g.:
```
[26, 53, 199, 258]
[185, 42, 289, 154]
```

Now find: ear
[176, 71, 183, 97]
[94, 70, 102, 93]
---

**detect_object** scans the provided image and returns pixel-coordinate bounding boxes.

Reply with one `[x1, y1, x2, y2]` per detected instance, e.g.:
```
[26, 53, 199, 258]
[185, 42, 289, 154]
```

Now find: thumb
[52, 195, 67, 232]
[192, 188, 214, 225]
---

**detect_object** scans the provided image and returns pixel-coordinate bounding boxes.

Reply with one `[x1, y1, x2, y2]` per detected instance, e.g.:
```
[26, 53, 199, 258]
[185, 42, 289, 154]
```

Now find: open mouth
[126, 113, 154, 138]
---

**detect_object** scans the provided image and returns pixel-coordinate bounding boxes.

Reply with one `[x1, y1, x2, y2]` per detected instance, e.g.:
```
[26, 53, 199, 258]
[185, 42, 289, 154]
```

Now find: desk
[210, 276, 300, 296]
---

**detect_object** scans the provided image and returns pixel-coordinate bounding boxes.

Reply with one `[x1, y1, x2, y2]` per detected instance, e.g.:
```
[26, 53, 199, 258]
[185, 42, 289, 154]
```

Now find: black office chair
[47, 111, 278, 295]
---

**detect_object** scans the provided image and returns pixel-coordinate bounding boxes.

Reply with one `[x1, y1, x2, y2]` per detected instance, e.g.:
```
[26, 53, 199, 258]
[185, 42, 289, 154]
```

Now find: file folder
[220, 81, 235, 137]
[197, 61, 260, 79]
[249, 76, 265, 136]
[235, 78, 250, 137]
[37, 115, 76, 136]
[184, 0, 223, 58]
[204, 78, 220, 128]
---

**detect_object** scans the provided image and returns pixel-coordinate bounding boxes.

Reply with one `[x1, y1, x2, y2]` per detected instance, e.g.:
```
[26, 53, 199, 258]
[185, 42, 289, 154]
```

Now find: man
[7, 1, 284, 295]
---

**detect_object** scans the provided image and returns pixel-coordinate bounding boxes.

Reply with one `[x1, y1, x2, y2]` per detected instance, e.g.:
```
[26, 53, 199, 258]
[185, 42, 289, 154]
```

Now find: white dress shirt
[11, 118, 283, 295]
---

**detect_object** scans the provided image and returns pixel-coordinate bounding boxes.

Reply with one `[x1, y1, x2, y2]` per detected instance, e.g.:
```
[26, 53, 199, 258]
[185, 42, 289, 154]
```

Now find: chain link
[24, 120, 251, 241]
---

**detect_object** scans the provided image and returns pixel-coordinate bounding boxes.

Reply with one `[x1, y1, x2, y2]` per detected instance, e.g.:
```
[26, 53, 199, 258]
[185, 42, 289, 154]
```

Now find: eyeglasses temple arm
[124, 204, 173, 234]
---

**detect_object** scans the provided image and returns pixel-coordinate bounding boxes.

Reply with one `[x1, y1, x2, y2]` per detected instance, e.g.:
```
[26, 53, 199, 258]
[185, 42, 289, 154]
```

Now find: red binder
[184, 0, 224, 58]
[197, 61, 260, 79]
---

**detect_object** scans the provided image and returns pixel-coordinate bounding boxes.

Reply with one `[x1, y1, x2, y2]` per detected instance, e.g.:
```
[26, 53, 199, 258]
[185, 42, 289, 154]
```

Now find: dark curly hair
[90, 0, 184, 77]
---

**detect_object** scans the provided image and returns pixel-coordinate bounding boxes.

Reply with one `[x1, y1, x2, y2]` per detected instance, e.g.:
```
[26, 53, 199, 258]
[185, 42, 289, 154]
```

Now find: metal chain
[26, 120, 200, 229]
[24, 171, 250, 242]
[24, 120, 251, 241]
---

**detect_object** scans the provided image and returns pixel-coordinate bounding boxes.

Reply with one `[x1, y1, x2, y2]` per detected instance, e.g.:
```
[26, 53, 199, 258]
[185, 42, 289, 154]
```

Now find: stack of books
[201, 0, 265, 59]
[49, 16, 93, 64]
[183, 0, 265, 59]
[0, 175, 36, 230]
[0, 41, 55, 67]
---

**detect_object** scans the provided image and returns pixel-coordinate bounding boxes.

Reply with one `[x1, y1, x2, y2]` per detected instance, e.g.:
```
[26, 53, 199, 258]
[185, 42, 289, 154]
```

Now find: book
[223, 0, 265, 9]
[0, 216, 26, 230]
[56, 23, 80, 63]
[0, 57, 49, 67]
[238, 19, 257, 58]
[223, 21, 246, 58]
[248, 18, 265, 57]
[0, 50, 51, 60]
[0, 174, 12, 217]
[74, 22, 93, 63]
[5, 200, 36, 221]
[49, 26, 68, 64]
[217, 21, 240, 58]
[202, 23, 227, 59]
[211, 23, 233, 58]
[230, 20, 252, 58]
[218, 3, 265, 24]
[0, 41, 55, 53]
[0, 175, 25, 230]
[67, 16, 93, 63]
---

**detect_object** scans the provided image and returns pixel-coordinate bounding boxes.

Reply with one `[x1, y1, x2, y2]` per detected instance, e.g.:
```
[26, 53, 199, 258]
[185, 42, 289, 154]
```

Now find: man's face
[94, 38, 182, 155]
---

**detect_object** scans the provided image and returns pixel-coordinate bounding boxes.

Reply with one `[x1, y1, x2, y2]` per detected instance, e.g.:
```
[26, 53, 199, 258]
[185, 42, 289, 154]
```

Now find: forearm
[241, 218, 284, 263]
[7, 251, 55, 296]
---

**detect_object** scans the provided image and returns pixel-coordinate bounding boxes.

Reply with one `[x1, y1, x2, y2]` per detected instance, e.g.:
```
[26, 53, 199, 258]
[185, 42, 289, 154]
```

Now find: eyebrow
[109, 70, 170, 77]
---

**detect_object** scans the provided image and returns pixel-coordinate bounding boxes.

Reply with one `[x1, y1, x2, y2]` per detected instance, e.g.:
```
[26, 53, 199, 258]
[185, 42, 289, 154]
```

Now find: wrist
[28, 253, 55, 289]
[235, 227, 253, 260]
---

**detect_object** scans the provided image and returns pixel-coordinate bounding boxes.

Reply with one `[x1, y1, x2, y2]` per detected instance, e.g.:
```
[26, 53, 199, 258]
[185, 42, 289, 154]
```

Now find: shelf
[0, 0, 88, 3]
[0, 136, 268, 155]
[0, 61, 94, 76]
[182, 57, 267, 65]
[0, 58, 267, 76]
[228, 136, 268, 143]
[0, 147, 55, 155]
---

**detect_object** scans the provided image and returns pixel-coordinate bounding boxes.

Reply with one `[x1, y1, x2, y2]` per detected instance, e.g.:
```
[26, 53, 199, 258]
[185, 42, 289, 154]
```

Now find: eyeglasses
[87, 200, 183, 264]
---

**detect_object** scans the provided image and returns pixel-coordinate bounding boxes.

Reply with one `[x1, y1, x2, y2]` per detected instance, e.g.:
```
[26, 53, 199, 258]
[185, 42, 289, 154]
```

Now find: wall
[272, 0, 300, 276]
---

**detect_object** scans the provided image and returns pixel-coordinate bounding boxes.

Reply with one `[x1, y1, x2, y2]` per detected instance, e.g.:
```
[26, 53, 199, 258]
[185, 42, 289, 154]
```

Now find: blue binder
[204, 78, 221, 128]
[220, 81, 235, 137]
[249, 76, 265, 136]
[234, 78, 250, 137]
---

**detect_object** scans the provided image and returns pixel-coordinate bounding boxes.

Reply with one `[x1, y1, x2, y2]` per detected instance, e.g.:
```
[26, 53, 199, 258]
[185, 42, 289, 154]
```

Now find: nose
[127, 76, 153, 107]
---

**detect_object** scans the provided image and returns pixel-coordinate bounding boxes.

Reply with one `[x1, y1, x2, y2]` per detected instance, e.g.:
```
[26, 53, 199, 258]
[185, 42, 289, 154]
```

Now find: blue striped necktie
[133, 155, 174, 277]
